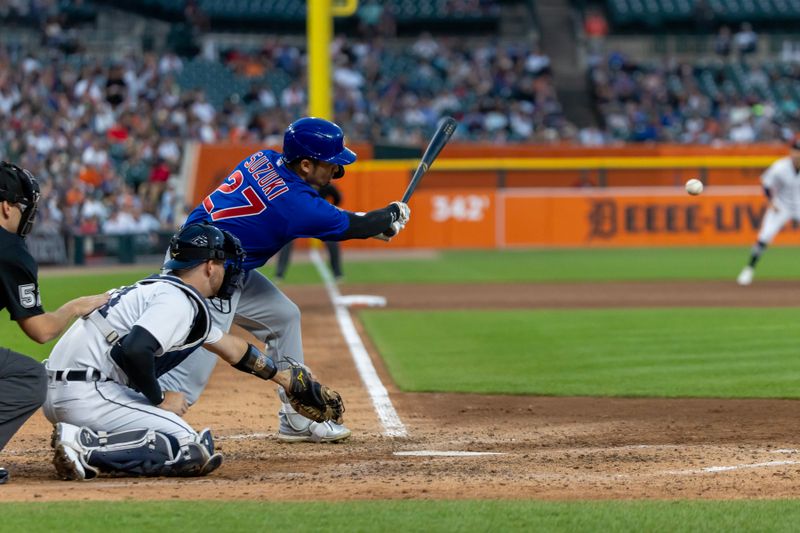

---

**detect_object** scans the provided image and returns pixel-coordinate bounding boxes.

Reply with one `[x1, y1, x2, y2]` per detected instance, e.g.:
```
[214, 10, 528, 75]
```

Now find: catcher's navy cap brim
[325, 147, 357, 165]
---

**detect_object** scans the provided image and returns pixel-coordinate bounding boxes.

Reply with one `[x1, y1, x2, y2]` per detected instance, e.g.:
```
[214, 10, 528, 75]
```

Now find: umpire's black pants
[0, 347, 47, 452]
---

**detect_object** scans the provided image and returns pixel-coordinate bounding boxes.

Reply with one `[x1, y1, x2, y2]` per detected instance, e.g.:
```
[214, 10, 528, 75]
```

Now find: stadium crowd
[1, 2, 798, 242]
[589, 49, 800, 144]
[0, 44, 190, 239]
[0, 31, 567, 239]
[220, 33, 567, 145]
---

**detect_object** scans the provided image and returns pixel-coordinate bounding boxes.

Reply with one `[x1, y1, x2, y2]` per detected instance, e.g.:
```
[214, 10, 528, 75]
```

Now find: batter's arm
[334, 205, 404, 240]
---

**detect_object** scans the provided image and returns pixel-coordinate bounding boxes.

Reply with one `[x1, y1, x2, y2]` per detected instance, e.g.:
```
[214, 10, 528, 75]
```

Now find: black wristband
[233, 343, 277, 381]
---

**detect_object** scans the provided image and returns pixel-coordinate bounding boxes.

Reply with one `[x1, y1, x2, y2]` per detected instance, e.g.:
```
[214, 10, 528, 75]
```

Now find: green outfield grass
[360, 307, 800, 398]
[6, 499, 800, 532]
[266, 246, 800, 283]
[10, 246, 800, 364]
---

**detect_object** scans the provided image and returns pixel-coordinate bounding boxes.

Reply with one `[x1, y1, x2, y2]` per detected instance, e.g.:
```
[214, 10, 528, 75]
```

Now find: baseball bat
[401, 116, 458, 203]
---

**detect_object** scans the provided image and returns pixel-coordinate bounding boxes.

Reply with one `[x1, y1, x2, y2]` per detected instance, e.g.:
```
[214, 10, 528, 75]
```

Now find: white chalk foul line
[394, 451, 505, 457]
[668, 460, 800, 475]
[310, 248, 408, 438]
[216, 433, 272, 441]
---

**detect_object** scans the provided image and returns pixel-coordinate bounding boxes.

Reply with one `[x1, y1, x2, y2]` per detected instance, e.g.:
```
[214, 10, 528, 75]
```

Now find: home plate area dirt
[5, 281, 800, 501]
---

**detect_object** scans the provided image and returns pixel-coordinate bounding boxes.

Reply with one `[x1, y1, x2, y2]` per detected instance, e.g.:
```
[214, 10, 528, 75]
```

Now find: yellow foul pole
[307, 0, 358, 120]
[307, 0, 333, 120]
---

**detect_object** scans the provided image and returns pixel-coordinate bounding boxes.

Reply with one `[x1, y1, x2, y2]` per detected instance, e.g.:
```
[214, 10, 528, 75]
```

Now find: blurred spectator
[105, 64, 127, 107]
[714, 26, 732, 58]
[357, 0, 383, 39]
[584, 9, 608, 41]
[734, 22, 758, 57]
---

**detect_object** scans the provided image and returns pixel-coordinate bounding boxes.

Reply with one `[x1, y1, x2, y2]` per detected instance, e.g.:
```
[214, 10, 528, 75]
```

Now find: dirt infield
[4, 280, 800, 501]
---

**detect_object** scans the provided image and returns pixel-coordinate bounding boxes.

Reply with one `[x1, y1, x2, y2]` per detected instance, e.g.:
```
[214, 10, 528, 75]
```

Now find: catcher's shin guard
[53, 424, 222, 478]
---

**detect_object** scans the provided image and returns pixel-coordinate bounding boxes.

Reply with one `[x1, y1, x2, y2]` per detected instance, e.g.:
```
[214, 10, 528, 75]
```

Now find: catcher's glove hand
[285, 366, 345, 424]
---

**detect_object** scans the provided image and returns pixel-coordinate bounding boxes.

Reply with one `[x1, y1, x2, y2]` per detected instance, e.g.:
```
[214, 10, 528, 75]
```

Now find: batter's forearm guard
[339, 207, 396, 239]
[232, 343, 277, 381]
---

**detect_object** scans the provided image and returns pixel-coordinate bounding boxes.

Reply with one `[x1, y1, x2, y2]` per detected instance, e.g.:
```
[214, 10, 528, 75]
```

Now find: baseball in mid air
[685, 178, 704, 196]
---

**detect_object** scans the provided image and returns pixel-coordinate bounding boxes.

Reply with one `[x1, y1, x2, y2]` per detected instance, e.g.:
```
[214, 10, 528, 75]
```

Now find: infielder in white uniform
[737, 137, 800, 285]
[45, 223, 343, 480]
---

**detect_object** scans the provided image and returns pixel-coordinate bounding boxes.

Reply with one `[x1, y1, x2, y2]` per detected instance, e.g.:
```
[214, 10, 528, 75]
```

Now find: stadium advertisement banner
[502, 188, 793, 247]
[406, 189, 497, 248]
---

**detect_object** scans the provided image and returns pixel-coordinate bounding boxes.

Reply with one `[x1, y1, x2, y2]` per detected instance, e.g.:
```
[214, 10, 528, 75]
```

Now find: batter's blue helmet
[282, 117, 357, 166]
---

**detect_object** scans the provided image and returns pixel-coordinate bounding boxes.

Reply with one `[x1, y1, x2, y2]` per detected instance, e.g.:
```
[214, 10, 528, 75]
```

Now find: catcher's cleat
[737, 266, 754, 286]
[277, 389, 351, 443]
[51, 423, 99, 481]
[53, 444, 97, 481]
[0, 467, 8, 484]
[199, 453, 224, 476]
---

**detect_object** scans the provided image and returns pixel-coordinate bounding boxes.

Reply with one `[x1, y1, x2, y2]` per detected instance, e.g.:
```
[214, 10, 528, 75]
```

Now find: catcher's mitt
[285, 366, 345, 424]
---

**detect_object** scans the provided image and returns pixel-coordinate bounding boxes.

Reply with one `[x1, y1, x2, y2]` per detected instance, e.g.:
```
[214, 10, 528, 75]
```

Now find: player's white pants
[758, 205, 800, 243]
[159, 269, 302, 405]
[43, 379, 197, 444]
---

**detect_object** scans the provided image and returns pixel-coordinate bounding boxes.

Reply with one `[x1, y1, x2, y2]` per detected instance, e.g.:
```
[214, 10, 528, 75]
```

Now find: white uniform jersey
[761, 157, 800, 212]
[48, 277, 222, 386]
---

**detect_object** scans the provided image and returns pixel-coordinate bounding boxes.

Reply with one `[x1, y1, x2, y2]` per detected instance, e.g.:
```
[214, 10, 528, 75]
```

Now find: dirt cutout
[4, 281, 800, 501]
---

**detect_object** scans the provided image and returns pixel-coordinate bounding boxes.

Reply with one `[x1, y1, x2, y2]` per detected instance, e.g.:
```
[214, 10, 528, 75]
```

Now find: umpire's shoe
[0, 467, 8, 484]
[277, 388, 351, 443]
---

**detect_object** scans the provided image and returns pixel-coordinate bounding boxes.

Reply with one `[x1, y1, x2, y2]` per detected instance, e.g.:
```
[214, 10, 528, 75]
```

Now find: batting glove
[391, 201, 411, 224]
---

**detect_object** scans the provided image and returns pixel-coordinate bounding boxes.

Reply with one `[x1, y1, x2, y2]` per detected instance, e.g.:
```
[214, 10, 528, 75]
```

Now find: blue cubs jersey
[185, 150, 350, 271]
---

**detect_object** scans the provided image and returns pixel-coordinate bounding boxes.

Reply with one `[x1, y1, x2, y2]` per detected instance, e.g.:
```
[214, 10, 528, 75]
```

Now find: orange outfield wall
[190, 143, 792, 249]
[501, 188, 800, 247]
[190, 142, 789, 205]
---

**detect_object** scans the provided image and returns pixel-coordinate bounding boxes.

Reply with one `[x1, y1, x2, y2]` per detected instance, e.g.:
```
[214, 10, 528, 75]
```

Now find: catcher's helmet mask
[0, 161, 40, 238]
[281, 117, 357, 179]
[164, 222, 245, 311]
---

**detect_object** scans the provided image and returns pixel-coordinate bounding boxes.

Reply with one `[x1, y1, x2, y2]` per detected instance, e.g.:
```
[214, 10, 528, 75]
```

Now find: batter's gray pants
[159, 270, 302, 405]
[0, 348, 47, 452]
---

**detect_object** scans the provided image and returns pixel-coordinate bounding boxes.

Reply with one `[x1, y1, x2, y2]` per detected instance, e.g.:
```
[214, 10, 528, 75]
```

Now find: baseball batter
[737, 137, 800, 285]
[0, 162, 108, 484]
[45, 223, 344, 480]
[158, 117, 410, 443]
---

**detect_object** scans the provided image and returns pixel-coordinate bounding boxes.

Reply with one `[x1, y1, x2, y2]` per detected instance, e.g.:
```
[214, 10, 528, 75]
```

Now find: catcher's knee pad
[81, 427, 222, 477]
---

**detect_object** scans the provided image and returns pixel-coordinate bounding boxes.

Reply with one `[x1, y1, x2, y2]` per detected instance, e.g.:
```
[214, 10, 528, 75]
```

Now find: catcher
[44, 223, 343, 480]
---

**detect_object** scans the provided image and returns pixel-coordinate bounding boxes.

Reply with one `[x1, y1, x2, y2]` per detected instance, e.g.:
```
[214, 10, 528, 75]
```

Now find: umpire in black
[0, 162, 108, 484]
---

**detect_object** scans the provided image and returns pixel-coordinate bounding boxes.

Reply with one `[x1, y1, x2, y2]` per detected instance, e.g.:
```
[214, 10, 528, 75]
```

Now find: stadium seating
[90, 0, 500, 28]
[607, 0, 800, 29]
